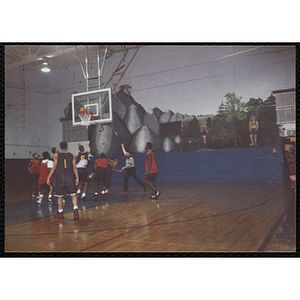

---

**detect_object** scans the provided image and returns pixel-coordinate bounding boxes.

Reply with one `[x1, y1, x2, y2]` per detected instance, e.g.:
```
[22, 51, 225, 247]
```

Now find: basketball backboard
[71, 88, 112, 126]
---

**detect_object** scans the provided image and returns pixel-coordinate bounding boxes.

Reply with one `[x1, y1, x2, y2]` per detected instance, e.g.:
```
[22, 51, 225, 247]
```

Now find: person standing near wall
[121, 143, 147, 192]
[36, 151, 54, 204]
[28, 153, 41, 199]
[145, 142, 161, 199]
[47, 141, 79, 219]
[249, 115, 259, 146]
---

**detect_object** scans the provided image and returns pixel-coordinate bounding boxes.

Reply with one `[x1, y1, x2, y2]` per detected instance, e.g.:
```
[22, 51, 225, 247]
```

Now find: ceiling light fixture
[41, 59, 51, 73]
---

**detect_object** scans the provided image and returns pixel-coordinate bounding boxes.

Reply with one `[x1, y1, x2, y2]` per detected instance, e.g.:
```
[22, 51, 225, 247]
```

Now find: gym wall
[7, 146, 283, 188]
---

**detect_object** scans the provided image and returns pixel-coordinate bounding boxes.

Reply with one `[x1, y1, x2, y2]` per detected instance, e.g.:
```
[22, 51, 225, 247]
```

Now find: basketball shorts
[38, 175, 53, 185]
[94, 167, 106, 183]
[201, 130, 207, 136]
[250, 129, 257, 135]
[78, 168, 88, 182]
[145, 172, 157, 182]
[54, 184, 76, 197]
[31, 173, 39, 183]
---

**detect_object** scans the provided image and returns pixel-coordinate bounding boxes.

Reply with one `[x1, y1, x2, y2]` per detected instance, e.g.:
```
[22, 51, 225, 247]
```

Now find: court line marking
[257, 208, 287, 252]
[78, 202, 203, 252]
[78, 194, 276, 252]
[148, 195, 276, 226]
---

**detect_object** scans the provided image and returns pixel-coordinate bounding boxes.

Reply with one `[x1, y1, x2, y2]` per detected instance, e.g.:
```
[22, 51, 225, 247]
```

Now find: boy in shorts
[36, 151, 53, 204]
[145, 142, 161, 199]
[75, 143, 91, 201]
[47, 141, 79, 219]
[28, 153, 41, 199]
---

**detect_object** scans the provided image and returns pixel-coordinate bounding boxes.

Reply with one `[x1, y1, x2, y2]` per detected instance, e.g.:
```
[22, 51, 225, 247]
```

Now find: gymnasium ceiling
[5, 44, 141, 71]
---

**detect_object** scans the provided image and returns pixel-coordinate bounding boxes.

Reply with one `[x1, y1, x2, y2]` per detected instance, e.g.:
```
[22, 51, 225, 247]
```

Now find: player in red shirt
[36, 152, 54, 204]
[28, 153, 41, 199]
[92, 153, 109, 200]
[145, 142, 161, 199]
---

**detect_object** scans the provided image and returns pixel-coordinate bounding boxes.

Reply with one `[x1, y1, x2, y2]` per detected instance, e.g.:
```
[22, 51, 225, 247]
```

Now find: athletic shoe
[92, 193, 98, 201]
[48, 196, 52, 203]
[55, 212, 64, 219]
[249, 144, 254, 146]
[155, 190, 161, 200]
[36, 196, 42, 205]
[81, 195, 87, 201]
[73, 209, 79, 219]
[101, 189, 108, 195]
[149, 194, 157, 199]
[32, 193, 36, 199]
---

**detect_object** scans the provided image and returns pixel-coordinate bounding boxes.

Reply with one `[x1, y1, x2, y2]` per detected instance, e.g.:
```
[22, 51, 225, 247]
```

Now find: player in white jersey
[75, 143, 91, 201]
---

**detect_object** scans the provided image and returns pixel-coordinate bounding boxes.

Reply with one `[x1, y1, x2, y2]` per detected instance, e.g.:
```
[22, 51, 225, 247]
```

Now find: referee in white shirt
[121, 143, 147, 192]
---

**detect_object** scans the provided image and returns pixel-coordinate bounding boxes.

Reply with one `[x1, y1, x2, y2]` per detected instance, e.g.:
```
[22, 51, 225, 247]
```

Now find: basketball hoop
[78, 113, 92, 128]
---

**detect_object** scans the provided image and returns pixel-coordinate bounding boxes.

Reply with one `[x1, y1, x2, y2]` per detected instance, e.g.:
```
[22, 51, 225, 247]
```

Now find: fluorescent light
[41, 61, 51, 73]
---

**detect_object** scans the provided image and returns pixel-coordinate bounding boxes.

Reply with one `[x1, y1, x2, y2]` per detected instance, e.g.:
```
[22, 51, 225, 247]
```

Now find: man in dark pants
[102, 157, 122, 195]
[121, 143, 147, 192]
[92, 152, 109, 200]
[47, 141, 79, 219]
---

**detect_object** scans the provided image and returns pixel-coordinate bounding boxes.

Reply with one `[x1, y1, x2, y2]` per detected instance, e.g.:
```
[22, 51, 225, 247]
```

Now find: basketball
[80, 107, 87, 114]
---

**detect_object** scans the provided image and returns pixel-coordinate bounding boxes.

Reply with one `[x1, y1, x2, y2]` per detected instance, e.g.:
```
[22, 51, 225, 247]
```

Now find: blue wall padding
[5, 147, 283, 187]
[90, 146, 283, 183]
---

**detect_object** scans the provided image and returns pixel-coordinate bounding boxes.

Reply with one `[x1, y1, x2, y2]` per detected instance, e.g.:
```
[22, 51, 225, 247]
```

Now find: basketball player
[75, 143, 91, 201]
[92, 153, 109, 200]
[50, 146, 61, 202]
[51, 146, 59, 156]
[28, 153, 41, 199]
[145, 142, 161, 199]
[249, 115, 259, 146]
[102, 157, 122, 195]
[36, 151, 53, 204]
[121, 143, 147, 192]
[47, 141, 79, 219]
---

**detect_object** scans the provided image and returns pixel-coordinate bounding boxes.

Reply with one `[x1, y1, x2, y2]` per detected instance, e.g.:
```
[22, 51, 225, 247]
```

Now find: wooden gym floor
[4, 181, 296, 254]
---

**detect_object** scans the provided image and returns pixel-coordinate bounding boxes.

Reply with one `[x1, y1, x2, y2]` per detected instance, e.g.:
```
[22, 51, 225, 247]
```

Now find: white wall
[5, 67, 49, 158]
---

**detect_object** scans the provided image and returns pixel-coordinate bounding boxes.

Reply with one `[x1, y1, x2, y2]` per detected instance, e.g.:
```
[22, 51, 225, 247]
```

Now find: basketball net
[78, 113, 92, 128]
